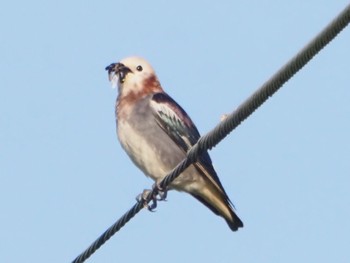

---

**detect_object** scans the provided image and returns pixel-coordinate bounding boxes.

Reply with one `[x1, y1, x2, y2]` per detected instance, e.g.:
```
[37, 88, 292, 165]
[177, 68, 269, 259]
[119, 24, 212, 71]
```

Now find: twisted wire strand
[72, 4, 350, 263]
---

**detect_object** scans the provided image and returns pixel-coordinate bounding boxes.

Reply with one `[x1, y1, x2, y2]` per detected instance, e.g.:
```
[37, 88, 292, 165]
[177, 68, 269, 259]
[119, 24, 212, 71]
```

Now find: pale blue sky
[1, 1, 350, 262]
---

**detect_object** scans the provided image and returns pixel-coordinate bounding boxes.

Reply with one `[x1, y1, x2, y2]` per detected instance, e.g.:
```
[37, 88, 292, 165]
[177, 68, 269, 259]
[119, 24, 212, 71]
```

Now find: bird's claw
[136, 189, 158, 212]
[153, 183, 168, 201]
[136, 184, 168, 212]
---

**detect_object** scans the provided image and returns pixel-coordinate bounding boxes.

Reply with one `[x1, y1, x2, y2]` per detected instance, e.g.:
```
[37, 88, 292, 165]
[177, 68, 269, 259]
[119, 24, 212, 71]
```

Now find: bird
[105, 56, 243, 231]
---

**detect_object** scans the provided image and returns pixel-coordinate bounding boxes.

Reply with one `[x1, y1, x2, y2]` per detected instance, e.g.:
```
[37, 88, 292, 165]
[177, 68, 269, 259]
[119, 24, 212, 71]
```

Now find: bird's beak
[105, 62, 132, 83]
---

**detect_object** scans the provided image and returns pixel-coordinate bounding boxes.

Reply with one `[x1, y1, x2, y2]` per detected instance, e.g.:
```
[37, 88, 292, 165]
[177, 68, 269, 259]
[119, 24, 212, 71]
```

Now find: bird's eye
[136, 65, 143, 71]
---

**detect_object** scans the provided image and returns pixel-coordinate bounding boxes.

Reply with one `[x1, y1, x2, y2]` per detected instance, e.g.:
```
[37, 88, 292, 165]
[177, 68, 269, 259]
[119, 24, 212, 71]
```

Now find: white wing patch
[150, 99, 177, 120]
[150, 99, 193, 150]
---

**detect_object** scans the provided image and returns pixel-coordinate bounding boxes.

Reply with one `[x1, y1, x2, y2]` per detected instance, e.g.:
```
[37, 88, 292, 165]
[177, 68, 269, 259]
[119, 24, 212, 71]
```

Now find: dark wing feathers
[150, 93, 229, 196]
[151, 93, 200, 152]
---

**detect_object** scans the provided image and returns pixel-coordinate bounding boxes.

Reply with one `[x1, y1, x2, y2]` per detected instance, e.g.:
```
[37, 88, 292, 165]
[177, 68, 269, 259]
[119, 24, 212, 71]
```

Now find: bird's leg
[153, 182, 168, 201]
[135, 183, 168, 211]
[136, 189, 158, 212]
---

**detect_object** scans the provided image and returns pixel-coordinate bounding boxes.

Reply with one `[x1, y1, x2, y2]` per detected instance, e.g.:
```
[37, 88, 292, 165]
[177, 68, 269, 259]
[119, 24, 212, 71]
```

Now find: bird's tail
[191, 185, 243, 231]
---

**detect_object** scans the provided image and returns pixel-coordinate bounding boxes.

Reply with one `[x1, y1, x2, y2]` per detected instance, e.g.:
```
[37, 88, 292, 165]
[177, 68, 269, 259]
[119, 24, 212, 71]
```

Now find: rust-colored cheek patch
[116, 75, 164, 119]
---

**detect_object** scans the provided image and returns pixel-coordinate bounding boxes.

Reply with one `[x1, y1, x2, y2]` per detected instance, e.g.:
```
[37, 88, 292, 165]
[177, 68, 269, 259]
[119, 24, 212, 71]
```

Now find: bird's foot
[153, 183, 168, 201]
[135, 184, 168, 212]
[136, 189, 158, 212]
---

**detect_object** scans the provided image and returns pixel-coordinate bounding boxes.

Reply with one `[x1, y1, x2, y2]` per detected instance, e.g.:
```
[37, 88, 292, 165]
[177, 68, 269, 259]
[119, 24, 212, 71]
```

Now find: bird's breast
[116, 98, 203, 191]
[117, 106, 182, 180]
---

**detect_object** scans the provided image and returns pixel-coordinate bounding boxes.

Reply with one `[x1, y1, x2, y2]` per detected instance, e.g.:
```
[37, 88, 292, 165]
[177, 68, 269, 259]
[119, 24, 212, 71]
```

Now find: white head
[106, 56, 162, 98]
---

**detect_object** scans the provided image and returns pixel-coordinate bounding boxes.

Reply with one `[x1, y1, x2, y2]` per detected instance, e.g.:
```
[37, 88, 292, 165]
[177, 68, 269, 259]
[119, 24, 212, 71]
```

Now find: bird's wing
[150, 93, 229, 195]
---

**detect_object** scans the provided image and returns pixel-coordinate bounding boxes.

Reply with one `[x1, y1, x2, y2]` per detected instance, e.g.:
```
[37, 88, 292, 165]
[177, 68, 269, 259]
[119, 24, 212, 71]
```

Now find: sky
[1, 1, 350, 262]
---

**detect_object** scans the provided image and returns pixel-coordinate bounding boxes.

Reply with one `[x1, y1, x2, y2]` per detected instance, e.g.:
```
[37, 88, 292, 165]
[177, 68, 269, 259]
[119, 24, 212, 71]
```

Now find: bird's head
[106, 56, 162, 98]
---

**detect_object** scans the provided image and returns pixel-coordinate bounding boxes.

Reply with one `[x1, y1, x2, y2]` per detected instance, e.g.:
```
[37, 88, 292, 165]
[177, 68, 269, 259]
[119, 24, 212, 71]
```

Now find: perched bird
[106, 56, 243, 231]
